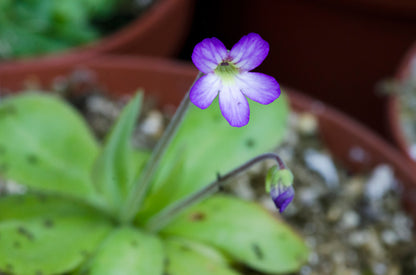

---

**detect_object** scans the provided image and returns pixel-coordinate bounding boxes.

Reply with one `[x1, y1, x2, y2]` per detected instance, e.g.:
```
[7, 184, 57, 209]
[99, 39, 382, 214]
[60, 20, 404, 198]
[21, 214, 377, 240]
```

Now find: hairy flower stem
[119, 72, 203, 223]
[145, 153, 287, 232]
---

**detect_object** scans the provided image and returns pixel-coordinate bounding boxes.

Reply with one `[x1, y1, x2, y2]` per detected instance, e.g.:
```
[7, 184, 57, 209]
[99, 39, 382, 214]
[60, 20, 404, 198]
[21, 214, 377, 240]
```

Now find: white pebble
[341, 211, 360, 229]
[381, 230, 398, 245]
[304, 149, 339, 188]
[364, 164, 395, 201]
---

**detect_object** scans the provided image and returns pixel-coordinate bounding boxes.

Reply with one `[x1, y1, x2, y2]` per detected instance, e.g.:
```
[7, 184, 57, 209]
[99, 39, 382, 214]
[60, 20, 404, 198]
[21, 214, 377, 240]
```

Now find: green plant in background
[0, 33, 308, 275]
[0, 0, 124, 59]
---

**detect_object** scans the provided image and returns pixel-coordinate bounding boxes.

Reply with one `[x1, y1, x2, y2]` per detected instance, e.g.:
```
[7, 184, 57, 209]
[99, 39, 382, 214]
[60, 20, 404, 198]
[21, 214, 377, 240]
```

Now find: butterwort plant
[0, 33, 307, 275]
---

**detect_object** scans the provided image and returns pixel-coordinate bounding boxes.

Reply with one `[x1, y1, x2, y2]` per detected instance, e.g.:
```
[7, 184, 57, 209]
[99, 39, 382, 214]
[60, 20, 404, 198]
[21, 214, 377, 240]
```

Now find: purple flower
[270, 183, 294, 213]
[190, 33, 281, 127]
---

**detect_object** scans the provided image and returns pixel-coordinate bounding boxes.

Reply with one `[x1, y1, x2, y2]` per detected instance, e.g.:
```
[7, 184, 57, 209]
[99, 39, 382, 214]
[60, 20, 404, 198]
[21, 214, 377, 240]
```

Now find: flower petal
[229, 33, 269, 72]
[236, 72, 280, 104]
[192, 37, 228, 74]
[270, 184, 295, 213]
[219, 85, 250, 127]
[189, 74, 221, 109]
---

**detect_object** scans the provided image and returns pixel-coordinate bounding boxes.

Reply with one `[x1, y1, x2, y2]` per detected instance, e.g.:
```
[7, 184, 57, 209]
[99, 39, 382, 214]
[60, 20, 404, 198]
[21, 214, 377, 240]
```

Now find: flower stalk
[119, 72, 203, 223]
[144, 153, 288, 232]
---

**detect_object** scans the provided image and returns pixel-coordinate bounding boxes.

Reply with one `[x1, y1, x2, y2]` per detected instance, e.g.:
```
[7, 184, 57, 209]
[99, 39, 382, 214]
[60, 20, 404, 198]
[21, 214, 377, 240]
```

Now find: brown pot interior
[213, 0, 416, 137]
[1, 56, 415, 221]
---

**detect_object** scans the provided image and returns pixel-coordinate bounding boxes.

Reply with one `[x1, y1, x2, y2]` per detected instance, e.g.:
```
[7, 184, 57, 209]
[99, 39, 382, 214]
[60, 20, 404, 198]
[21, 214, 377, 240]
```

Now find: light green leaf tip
[91, 91, 149, 213]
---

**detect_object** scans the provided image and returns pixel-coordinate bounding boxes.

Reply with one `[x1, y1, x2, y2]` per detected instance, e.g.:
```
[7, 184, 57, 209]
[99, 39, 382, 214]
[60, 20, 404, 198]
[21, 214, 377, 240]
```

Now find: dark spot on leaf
[5, 263, 13, 271]
[0, 164, 8, 173]
[13, 241, 21, 248]
[180, 244, 190, 252]
[252, 243, 264, 260]
[130, 240, 138, 247]
[164, 258, 170, 269]
[80, 250, 90, 258]
[278, 233, 287, 239]
[35, 270, 43, 275]
[17, 226, 34, 241]
[245, 138, 255, 148]
[295, 252, 306, 262]
[163, 273, 172, 275]
[36, 194, 47, 203]
[0, 145, 6, 154]
[43, 219, 54, 228]
[27, 154, 39, 164]
[189, 212, 206, 222]
[0, 105, 17, 118]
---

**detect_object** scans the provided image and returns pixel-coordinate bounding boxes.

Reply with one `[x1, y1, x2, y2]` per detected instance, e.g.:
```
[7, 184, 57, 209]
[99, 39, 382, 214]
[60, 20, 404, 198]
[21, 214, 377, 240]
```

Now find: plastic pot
[0, 0, 194, 68]
[0, 55, 415, 222]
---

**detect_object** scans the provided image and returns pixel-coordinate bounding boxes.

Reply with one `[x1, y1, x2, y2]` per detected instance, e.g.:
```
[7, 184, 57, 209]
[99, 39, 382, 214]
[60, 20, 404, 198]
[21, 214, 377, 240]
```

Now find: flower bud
[266, 167, 295, 213]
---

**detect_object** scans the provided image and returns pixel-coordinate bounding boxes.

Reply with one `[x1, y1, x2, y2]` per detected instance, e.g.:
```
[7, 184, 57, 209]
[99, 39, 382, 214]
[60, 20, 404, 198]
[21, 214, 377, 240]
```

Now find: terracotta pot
[0, 55, 415, 222]
[387, 42, 416, 165]
[207, 0, 416, 136]
[0, 0, 194, 68]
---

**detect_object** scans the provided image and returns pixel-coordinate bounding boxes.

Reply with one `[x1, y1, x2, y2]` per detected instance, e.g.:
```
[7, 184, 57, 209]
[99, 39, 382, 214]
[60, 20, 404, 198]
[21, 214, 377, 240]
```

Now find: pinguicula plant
[0, 33, 308, 275]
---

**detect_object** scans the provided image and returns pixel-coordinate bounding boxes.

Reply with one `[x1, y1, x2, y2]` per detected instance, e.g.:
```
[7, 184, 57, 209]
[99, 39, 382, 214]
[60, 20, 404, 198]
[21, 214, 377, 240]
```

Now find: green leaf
[164, 237, 240, 275]
[137, 149, 187, 222]
[92, 92, 148, 212]
[162, 195, 308, 274]
[0, 92, 99, 200]
[149, 95, 289, 213]
[0, 194, 113, 275]
[80, 226, 164, 275]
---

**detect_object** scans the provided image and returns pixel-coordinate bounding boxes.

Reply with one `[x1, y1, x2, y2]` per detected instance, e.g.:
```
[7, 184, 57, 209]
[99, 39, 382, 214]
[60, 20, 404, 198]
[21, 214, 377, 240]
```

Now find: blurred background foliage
[0, 0, 151, 59]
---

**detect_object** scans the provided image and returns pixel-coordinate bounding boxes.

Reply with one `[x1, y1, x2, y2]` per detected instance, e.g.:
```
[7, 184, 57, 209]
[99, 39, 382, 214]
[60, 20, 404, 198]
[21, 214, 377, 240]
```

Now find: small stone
[344, 177, 364, 198]
[327, 206, 342, 222]
[363, 231, 385, 258]
[341, 211, 360, 229]
[348, 231, 367, 246]
[87, 95, 120, 119]
[372, 262, 387, 275]
[308, 252, 319, 265]
[381, 230, 398, 246]
[304, 149, 339, 188]
[409, 144, 416, 161]
[296, 113, 318, 135]
[364, 164, 395, 201]
[349, 146, 368, 163]
[393, 213, 413, 241]
[300, 265, 312, 275]
[298, 187, 321, 206]
[228, 177, 255, 200]
[140, 110, 164, 138]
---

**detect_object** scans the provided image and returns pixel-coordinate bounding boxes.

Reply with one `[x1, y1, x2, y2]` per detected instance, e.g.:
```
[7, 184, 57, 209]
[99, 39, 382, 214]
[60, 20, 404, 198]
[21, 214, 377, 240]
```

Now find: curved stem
[119, 72, 203, 223]
[145, 153, 287, 232]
